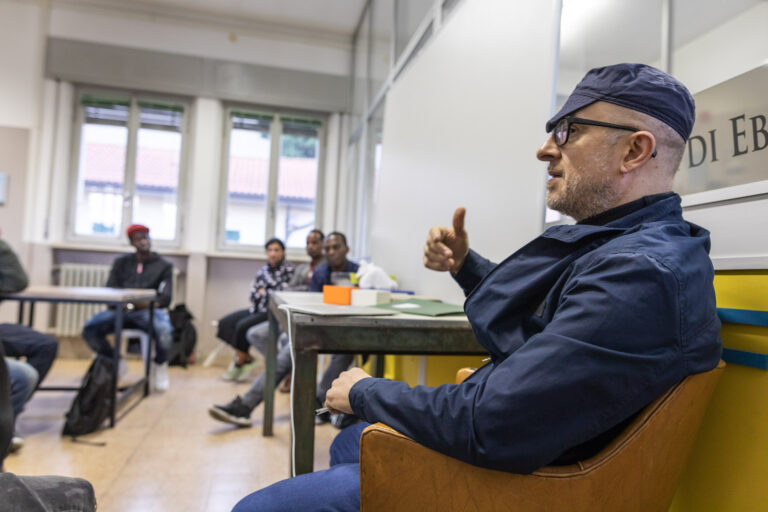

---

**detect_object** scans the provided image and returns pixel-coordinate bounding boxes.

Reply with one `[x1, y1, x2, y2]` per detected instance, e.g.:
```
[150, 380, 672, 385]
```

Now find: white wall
[370, 0, 561, 303]
[0, 1, 46, 129]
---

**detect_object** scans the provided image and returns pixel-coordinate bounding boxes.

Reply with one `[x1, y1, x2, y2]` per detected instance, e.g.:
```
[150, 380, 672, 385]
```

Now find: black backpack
[62, 355, 114, 437]
[168, 304, 196, 367]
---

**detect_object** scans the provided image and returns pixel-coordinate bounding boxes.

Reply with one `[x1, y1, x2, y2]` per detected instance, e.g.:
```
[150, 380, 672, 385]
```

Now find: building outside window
[221, 109, 323, 250]
[70, 92, 187, 243]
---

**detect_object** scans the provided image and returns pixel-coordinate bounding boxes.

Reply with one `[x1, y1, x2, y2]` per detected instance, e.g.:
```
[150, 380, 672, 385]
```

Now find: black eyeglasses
[553, 116, 657, 157]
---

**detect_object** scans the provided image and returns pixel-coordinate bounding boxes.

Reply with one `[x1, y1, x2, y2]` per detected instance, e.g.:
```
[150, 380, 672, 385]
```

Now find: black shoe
[330, 413, 359, 430]
[208, 396, 253, 427]
[315, 411, 331, 425]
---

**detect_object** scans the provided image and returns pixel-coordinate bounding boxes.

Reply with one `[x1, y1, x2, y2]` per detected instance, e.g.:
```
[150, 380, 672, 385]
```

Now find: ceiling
[56, 0, 369, 41]
[560, 0, 764, 70]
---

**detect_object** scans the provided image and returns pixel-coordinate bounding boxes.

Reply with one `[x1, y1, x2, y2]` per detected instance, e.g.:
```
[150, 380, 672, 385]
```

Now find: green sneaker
[235, 360, 259, 382]
[221, 360, 240, 381]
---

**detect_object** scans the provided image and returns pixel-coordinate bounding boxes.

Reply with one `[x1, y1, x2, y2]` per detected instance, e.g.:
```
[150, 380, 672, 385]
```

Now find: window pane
[74, 110, 128, 236]
[371, 0, 394, 98]
[275, 119, 320, 248]
[225, 113, 272, 246]
[132, 104, 182, 240]
[394, 0, 433, 62]
[133, 129, 181, 241]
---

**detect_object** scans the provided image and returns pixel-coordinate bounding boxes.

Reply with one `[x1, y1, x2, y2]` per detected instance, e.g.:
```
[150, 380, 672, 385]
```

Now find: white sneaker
[8, 433, 23, 453]
[153, 362, 170, 392]
[118, 358, 129, 378]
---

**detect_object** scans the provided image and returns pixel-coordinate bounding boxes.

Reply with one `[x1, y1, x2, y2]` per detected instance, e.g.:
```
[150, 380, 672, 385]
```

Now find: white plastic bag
[355, 261, 398, 290]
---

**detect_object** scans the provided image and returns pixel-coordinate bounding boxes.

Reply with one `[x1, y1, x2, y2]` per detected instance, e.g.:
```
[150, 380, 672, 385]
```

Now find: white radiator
[53, 263, 111, 336]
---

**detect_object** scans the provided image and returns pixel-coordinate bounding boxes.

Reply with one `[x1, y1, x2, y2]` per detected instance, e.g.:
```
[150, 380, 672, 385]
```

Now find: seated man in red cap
[81, 224, 174, 391]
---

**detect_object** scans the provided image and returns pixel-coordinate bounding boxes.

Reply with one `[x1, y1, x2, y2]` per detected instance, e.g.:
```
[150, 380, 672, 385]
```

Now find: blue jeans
[233, 422, 369, 512]
[82, 309, 172, 364]
[0, 323, 58, 384]
[5, 358, 38, 419]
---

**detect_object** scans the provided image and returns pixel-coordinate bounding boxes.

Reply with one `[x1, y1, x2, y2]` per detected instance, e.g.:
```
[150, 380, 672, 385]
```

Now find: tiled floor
[4, 359, 338, 512]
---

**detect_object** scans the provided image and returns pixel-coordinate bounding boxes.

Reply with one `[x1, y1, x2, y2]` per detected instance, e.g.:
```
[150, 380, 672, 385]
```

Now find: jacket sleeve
[156, 263, 173, 308]
[0, 240, 28, 293]
[451, 250, 496, 296]
[287, 263, 309, 291]
[350, 251, 693, 473]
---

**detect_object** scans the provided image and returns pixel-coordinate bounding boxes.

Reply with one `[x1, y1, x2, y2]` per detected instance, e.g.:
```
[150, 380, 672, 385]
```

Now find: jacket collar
[540, 194, 683, 244]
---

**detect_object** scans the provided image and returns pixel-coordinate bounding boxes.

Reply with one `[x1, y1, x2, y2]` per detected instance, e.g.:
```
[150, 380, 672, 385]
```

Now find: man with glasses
[233, 63, 722, 512]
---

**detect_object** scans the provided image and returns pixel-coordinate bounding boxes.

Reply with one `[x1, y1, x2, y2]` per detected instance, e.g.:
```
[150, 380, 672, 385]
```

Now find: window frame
[217, 104, 327, 258]
[66, 86, 190, 248]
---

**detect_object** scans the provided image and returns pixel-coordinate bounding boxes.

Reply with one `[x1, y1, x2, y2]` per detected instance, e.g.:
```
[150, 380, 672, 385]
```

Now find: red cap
[126, 224, 150, 238]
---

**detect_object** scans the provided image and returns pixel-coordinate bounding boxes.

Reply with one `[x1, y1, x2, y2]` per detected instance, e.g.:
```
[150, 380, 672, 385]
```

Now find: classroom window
[71, 93, 186, 243]
[222, 110, 323, 249]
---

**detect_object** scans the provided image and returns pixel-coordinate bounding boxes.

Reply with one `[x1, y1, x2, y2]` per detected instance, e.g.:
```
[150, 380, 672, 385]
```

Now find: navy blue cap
[546, 63, 695, 141]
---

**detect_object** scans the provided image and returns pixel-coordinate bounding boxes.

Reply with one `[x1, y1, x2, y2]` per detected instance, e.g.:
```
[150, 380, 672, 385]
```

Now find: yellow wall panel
[670, 270, 768, 511]
[713, 271, 768, 310]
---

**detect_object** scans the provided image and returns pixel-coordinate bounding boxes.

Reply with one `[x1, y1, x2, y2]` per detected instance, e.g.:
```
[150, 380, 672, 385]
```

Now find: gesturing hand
[325, 368, 372, 415]
[423, 207, 469, 273]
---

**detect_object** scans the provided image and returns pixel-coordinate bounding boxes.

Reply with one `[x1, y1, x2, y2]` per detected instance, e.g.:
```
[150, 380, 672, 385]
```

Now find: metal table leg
[145, 303, 155, 396]
[110, 306, 124, 427]
[263, 310, 279, 436]
[291, 343, 318, 476]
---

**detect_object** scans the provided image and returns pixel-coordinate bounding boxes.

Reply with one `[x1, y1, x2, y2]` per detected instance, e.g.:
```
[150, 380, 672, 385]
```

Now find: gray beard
[546, 171, 620, 221]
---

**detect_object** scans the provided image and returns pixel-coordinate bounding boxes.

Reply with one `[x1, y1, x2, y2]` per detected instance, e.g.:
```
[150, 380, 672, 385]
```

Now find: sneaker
[330, 413, 359, 430]
[153, 362, 170, 392]
[8, 434, 23, 454]
[221, 360, 240, 381]
[234, 360, 259, 382]
[315, 411, 331, 425]
[278, 374, 291, 393]
[118, 358, 129, 378]
[208, 396, 253, 427]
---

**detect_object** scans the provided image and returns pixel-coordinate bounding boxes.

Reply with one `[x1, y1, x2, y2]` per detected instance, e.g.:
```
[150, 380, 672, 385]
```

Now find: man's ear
[620, 131, 656, 174]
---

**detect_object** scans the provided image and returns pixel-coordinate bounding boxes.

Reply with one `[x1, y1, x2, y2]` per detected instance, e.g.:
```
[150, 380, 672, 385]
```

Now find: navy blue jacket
[350, 194, 721, 473]
[309, 260, 360, 292]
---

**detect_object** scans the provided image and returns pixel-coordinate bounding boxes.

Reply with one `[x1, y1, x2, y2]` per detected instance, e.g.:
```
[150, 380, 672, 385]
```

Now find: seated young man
[81, 224, 174, 390]
[208, 230, 325, 427]
[308, 232, 360, 424]
[232, 63, 722, 511]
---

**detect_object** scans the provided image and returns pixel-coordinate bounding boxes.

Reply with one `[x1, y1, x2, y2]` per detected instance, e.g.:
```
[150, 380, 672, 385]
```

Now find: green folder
[374, 299, 465, 317]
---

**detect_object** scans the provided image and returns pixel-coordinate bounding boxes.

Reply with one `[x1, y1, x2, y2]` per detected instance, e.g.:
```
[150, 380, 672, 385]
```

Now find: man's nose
[536, 134, 559, 162]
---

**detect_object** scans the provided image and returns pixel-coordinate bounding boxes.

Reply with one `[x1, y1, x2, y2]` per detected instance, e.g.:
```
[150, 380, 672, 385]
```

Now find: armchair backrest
[361, 361, 725, 512]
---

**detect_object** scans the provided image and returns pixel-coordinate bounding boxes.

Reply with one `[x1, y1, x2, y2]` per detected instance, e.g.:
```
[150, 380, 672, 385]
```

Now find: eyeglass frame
[552, 116, 657, 158]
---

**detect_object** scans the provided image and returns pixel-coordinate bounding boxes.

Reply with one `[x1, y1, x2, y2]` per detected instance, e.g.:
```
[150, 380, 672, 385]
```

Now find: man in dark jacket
[81, 224, 174, 391]
[232, 63, 722, 511]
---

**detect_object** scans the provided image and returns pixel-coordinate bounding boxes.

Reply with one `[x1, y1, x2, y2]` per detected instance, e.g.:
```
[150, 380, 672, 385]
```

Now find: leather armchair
[360, 361, 724, 512]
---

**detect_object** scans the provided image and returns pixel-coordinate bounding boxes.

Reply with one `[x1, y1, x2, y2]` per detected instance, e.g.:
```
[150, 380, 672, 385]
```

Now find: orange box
[323, 285, 357, 305]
